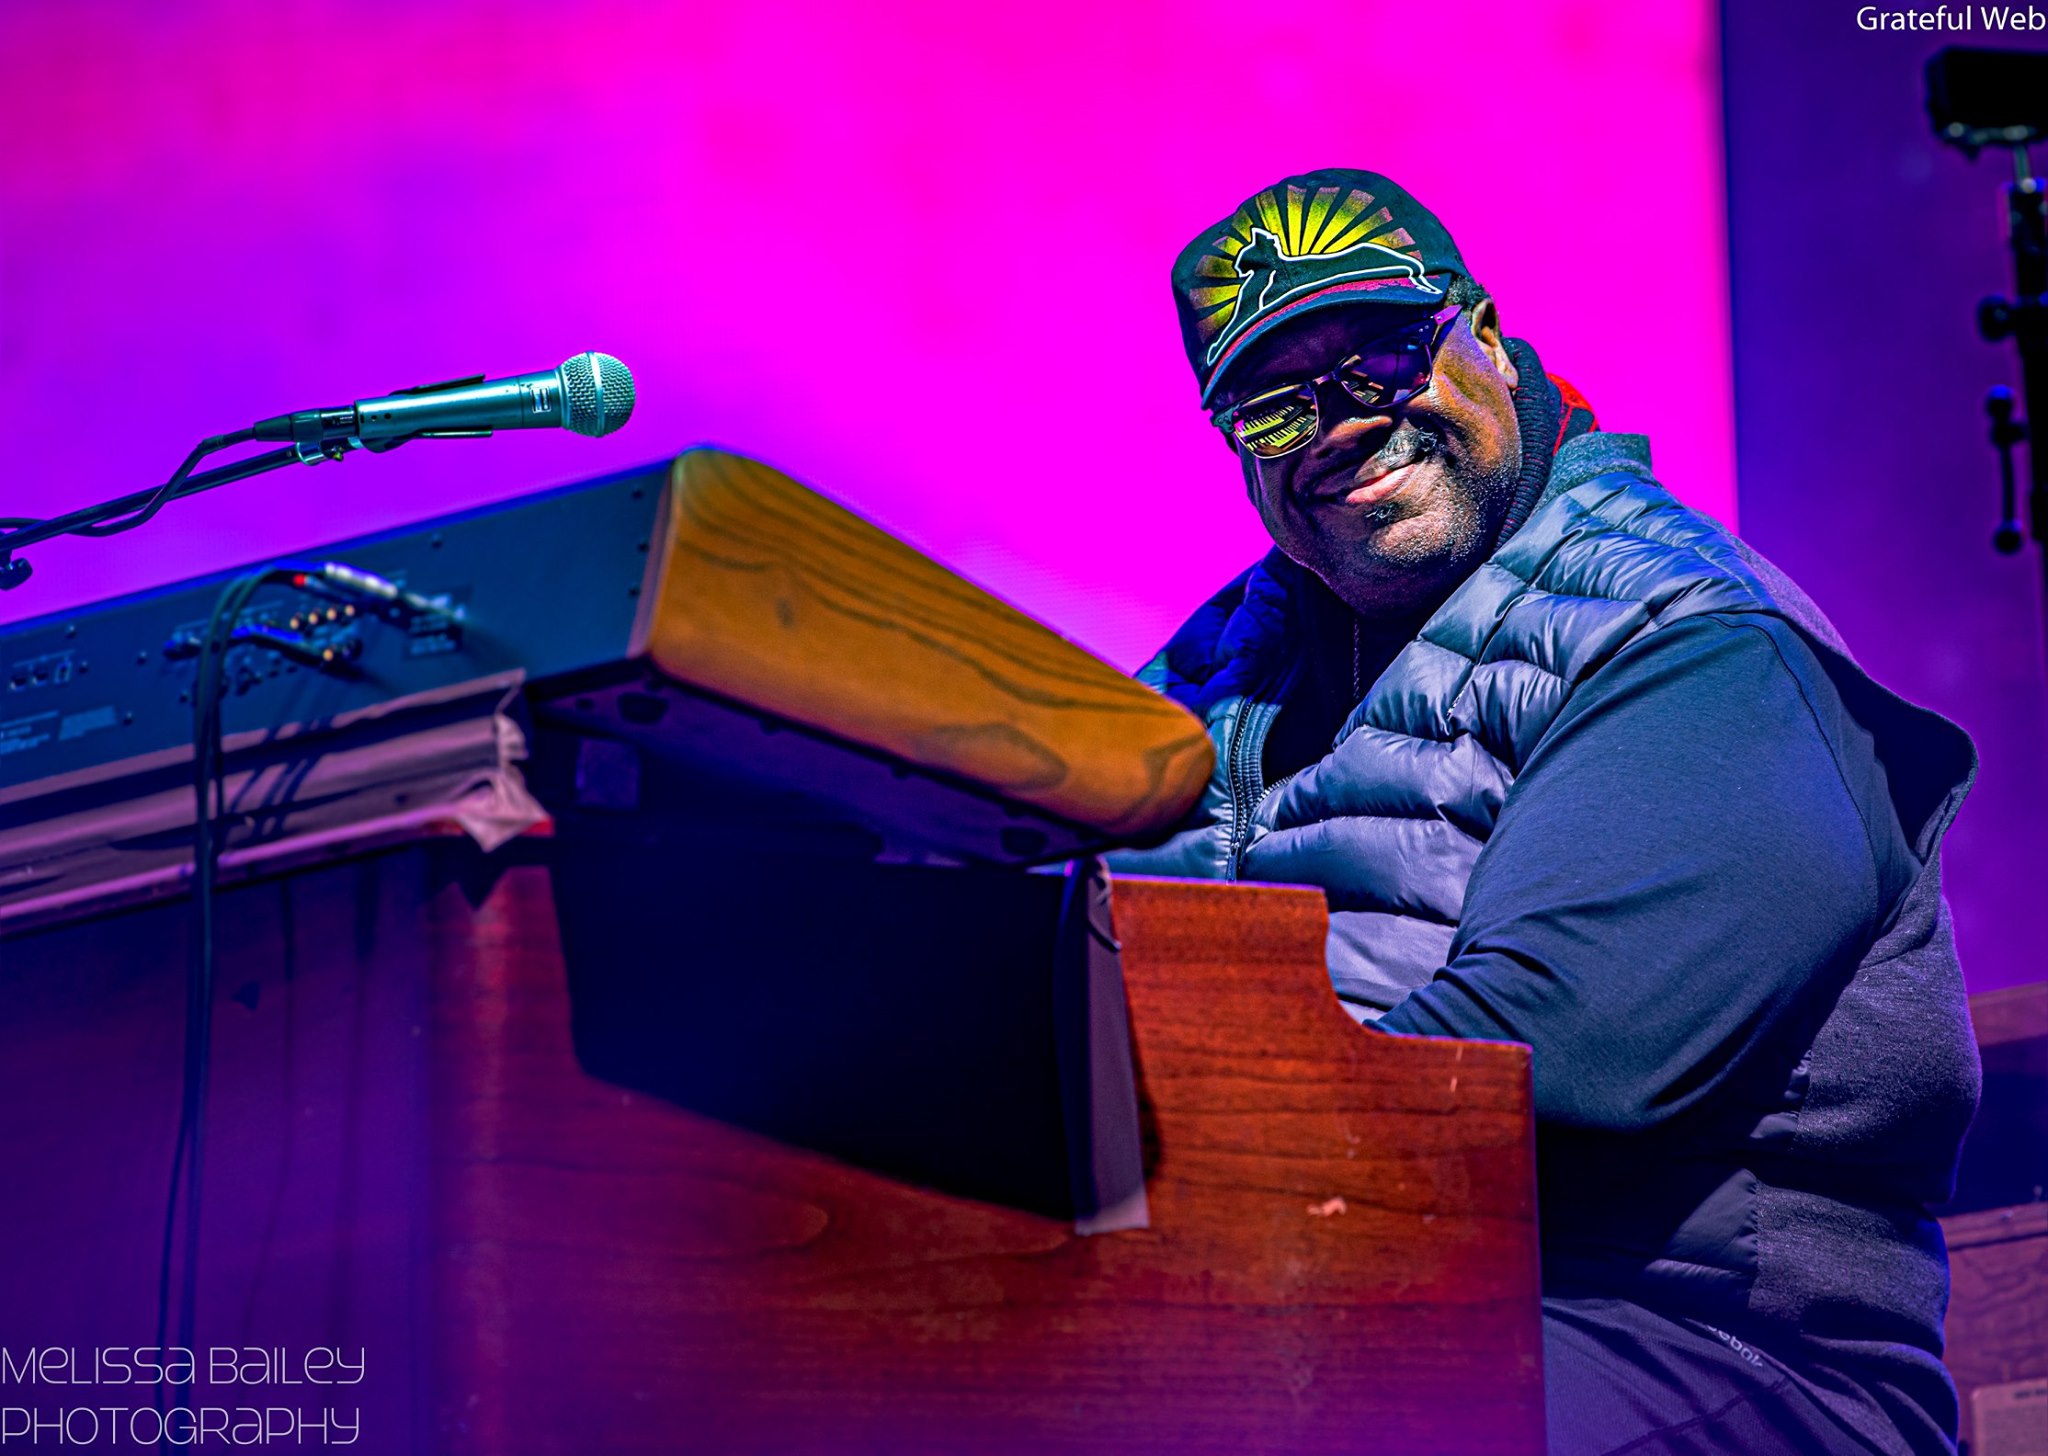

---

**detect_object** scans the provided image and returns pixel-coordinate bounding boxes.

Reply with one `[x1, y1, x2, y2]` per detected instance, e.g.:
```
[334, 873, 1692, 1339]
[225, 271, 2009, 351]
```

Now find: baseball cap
[1171, 168, 1471, 406]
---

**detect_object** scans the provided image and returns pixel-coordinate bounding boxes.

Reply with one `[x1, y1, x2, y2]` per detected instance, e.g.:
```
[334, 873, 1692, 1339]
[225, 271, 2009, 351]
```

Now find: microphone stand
[0, 448, 301, 590]
[0, 418, 397, 590]
[1979, 146, 2048, 672]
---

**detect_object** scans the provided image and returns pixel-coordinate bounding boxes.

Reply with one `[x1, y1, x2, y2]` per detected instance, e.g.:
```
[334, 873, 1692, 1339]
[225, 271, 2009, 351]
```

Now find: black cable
[156, 569, 248, 1452]
[155, 564, 290, 1456]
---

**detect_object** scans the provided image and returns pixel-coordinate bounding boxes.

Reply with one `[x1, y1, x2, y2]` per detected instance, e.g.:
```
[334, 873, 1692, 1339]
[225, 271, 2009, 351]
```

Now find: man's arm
[1376, 613, 1915, 1133]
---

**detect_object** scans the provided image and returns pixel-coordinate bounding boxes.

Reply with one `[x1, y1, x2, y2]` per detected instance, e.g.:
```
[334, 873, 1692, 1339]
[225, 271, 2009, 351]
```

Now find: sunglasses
[1211, 305, 1462, 459]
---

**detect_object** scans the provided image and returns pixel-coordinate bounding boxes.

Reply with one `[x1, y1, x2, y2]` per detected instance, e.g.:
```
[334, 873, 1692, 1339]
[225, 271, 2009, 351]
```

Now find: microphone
[253, 351, 635, 452]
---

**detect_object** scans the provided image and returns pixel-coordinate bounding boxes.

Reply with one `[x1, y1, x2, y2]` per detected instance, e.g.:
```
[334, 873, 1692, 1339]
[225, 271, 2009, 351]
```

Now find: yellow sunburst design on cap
[1190, 184, 1432, 365]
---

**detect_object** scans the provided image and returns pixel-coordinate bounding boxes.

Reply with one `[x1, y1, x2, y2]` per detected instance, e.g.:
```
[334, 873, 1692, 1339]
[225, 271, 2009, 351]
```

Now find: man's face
[1214, 299, 1522, 619]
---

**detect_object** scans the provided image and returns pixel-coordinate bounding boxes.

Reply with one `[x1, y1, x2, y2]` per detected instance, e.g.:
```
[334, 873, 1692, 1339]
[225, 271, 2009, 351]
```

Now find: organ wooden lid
[639, 449, 1214, 840]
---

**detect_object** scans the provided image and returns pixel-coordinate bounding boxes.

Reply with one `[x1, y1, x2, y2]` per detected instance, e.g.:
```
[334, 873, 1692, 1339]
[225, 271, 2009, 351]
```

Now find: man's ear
[1467, 297, 1519, 390]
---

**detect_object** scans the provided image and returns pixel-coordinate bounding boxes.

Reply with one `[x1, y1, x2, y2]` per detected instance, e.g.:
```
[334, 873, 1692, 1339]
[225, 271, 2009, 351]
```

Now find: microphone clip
[254, 407, 362, 463]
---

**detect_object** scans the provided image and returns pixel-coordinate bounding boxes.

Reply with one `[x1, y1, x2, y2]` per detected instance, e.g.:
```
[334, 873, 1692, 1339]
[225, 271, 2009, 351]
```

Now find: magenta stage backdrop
[0, 0, 1730, 670]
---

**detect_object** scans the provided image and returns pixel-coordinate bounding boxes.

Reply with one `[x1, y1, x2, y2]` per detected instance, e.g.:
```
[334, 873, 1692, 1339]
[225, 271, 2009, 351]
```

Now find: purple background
[1723, 12, 2048, 995]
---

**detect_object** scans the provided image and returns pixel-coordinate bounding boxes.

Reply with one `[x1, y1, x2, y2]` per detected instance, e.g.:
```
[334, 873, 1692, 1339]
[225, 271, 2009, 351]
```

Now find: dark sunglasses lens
[1338, 334, 1431, 410]
[1232, 387, 1318, 457]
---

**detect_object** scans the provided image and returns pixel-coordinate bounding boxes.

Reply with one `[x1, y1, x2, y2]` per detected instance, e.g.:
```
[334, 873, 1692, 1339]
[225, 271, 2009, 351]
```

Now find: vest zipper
[1224, 695, 1282, 881]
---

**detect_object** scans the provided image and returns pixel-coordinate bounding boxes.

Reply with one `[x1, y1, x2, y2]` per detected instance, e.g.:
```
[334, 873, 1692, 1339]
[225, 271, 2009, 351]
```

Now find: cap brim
[1200, 273, 1454, 407]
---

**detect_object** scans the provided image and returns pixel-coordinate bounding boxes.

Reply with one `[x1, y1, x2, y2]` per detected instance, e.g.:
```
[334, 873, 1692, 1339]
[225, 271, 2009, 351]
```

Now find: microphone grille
[560, 352, 636, 437]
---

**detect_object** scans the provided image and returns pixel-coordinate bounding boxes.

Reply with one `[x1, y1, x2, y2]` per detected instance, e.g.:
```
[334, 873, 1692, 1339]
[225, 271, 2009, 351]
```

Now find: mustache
[1297, 420, 1445, 502]
[1366, 421, 1443, 474]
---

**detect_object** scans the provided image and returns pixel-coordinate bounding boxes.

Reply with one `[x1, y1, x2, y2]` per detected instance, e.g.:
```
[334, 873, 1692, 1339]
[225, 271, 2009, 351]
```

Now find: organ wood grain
[1943, 978, 2048, 1455]
[428, 867, 1544, 1456]
[641, 449, 1214, 837]
[0, 841, 1542, 1455]
[1968, 978, 2048, 1049]
[1943, 1203, 2048, 1456]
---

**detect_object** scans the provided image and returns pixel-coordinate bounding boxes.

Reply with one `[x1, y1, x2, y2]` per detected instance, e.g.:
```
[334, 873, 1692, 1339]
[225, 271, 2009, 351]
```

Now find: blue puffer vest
[1112, 432, 1983, 1452]
[1116, 434, 1945, 1011]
